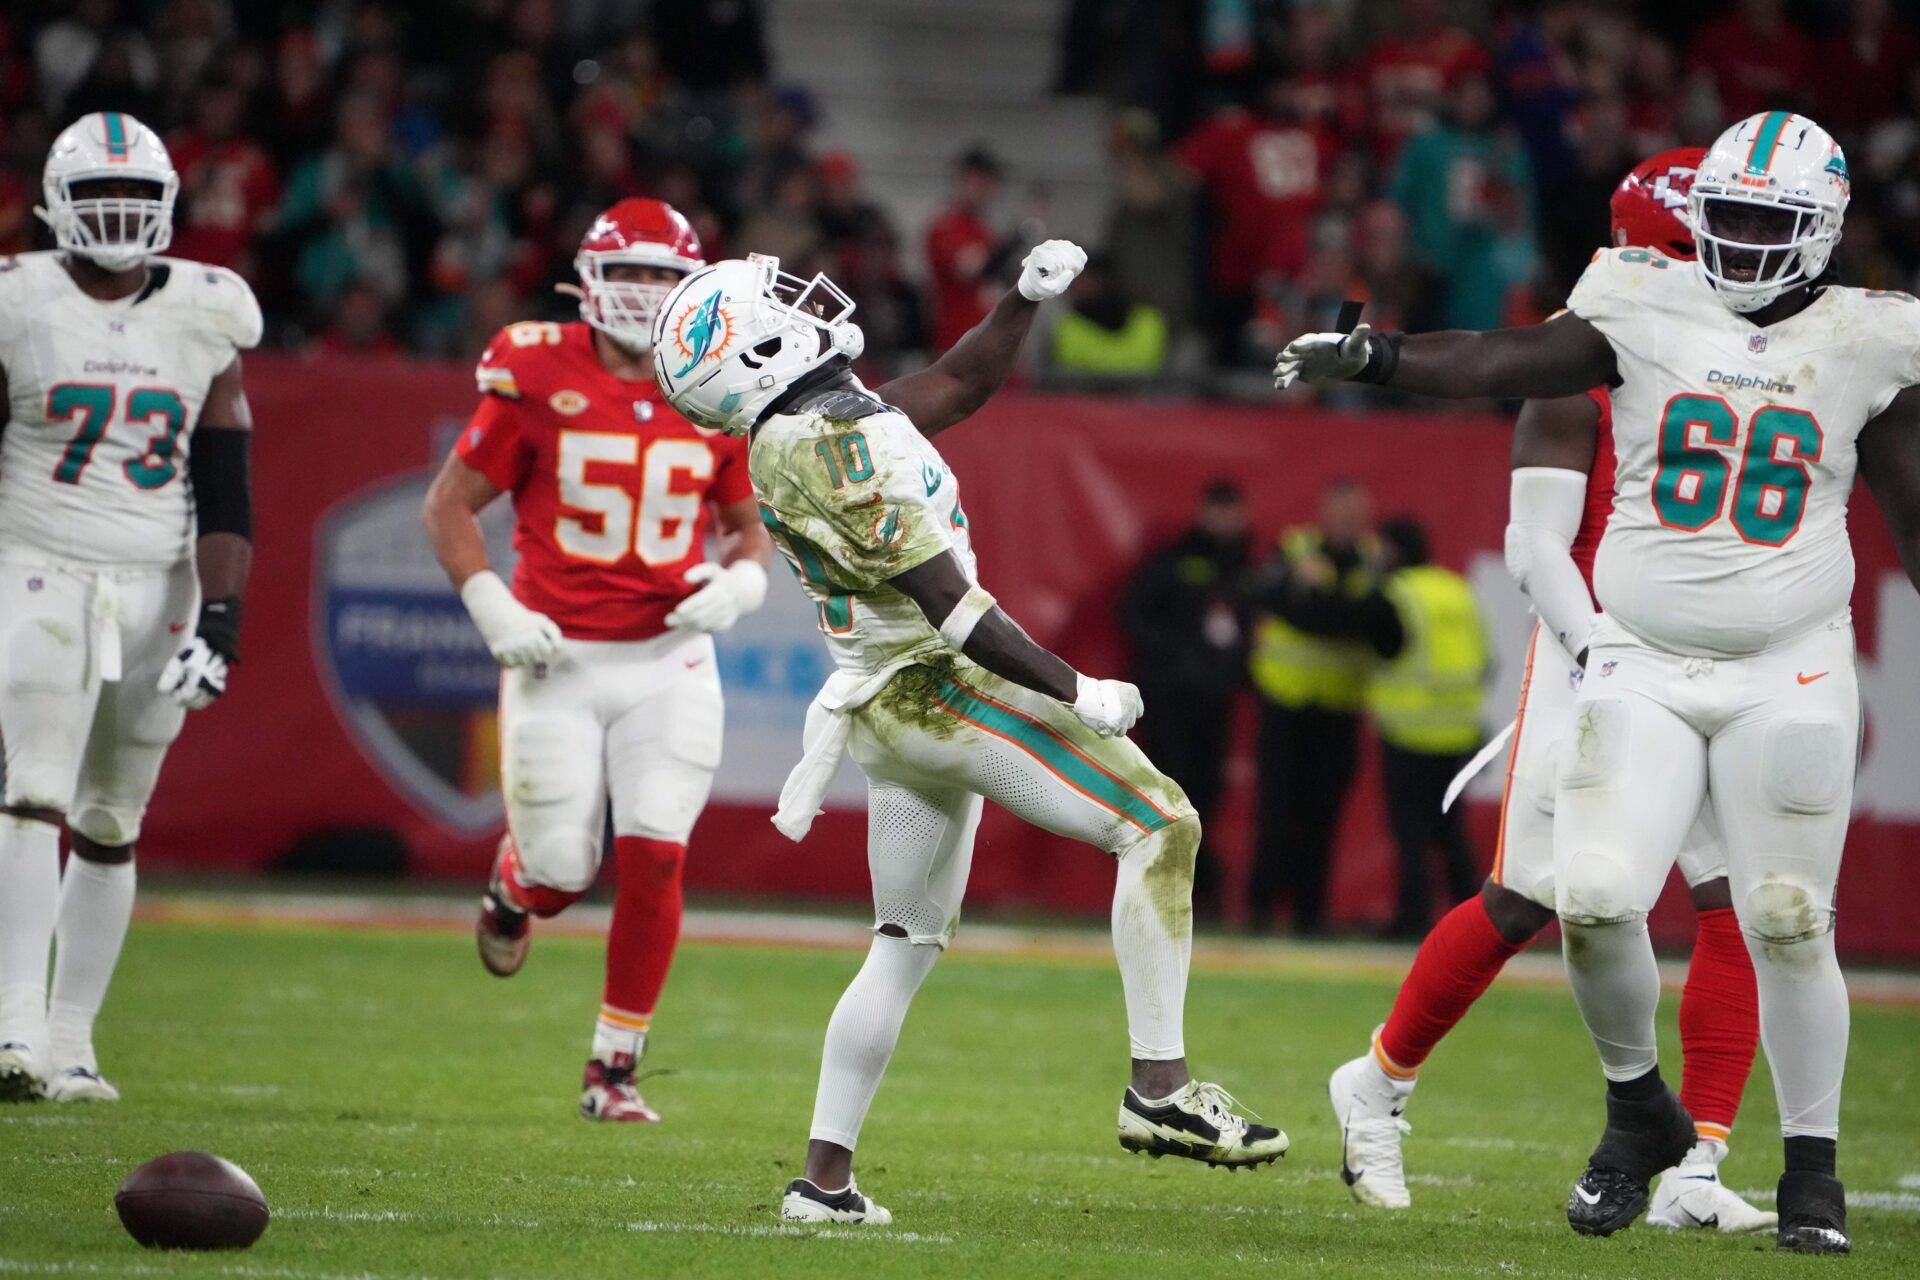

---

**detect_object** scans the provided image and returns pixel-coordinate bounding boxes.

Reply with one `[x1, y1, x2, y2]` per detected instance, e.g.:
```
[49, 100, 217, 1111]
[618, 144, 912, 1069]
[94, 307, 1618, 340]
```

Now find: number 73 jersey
[0, 252, 261, 568]
[458, 320, 751, 640]
[1568, 246, 1920, 657]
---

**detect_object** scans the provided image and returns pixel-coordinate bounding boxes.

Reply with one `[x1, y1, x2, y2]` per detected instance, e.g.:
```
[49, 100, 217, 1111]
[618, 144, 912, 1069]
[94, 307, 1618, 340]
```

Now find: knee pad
[1761, 720, 1849, 815]
[617, 764, 715, 843]
[1742, 875, 1832, 945]
[1556, 848, 1644, 926]
[67, 801, 142, 848]
[515, 827, 600, 893]
[1558, 697, 1629, 791]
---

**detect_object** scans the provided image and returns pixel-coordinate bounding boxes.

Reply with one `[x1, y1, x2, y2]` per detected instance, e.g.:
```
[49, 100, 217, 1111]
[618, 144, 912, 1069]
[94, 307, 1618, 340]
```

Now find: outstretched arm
[1275, 312, 1618, 402]
[1859, 384, 1920, 593]
[878, 240, 1086, 437]
[888, 549, 1141, 736]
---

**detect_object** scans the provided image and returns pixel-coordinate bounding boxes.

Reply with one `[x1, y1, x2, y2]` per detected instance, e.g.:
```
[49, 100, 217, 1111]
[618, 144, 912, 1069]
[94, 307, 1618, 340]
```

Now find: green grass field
[4, 907, 1917, 1278]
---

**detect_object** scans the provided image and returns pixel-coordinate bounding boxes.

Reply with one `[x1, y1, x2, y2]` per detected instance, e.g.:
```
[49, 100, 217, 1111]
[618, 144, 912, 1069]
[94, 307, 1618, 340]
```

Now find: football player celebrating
[1328, 150, 1775, 1234]
[653, 247, 1287, 1227]
[0, 113, 259, 1102]
[423, 199, 772, 1122]
[1277, 112, 1920, 1254]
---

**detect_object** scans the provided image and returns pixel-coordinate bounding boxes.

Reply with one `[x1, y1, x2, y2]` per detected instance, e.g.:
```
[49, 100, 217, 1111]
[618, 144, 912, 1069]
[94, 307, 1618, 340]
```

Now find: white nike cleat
[0, 1042, 44, 1102]
[1329, 1046, 1415, 1208]
[1647, 1140, 1778, 1233]
[44, 1065, 118, 1103]
[781, 1178, 892, 1225]
[1118, 1079, 1289, 1168]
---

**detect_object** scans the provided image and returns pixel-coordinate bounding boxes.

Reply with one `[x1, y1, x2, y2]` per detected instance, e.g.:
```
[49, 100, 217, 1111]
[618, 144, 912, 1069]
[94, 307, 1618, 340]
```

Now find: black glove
[197, 596, 243, 663]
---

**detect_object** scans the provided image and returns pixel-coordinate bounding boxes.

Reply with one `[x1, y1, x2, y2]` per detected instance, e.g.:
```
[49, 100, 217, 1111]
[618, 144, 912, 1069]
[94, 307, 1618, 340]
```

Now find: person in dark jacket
[1116, 480, 1253, 917]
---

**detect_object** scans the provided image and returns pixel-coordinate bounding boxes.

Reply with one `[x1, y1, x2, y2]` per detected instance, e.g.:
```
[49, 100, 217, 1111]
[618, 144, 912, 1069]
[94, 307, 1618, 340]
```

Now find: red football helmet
[1610, 146, 1706, 261]
[574, 198, 705, 352]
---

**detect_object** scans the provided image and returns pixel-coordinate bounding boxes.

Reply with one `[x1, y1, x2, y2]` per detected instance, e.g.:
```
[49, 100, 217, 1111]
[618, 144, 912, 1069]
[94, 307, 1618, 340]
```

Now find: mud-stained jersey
[457, 320, 751, 641]
[750, 379, 977, 674]
[0, 252, 260, 567]
[1568, 247, 1920, 656]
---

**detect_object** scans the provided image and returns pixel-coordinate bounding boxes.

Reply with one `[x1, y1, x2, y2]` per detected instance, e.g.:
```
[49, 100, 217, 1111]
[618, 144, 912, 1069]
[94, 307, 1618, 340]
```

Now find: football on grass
[115, 1152, 269, 1250]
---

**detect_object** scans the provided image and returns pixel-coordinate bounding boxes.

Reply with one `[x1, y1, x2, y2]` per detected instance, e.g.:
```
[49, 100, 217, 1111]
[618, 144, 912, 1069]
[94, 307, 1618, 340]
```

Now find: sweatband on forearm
[937, 584, 997, 650]
[190, 427, 253, 540]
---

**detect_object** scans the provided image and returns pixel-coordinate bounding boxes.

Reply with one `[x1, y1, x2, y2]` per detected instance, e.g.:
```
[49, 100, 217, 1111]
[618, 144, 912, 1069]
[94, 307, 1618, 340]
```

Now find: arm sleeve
[455, 395, 534, 493]
[1504, 466, 1597, 659]
[774, 412, 954, 591]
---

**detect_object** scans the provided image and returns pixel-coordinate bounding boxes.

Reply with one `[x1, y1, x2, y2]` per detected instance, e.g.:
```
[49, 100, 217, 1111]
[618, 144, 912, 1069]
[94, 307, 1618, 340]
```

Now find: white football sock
[1111, 818, 1195, 1060]
[1561, 917, 1661, 1082]
[48, 854, 136, 1072]
[0, 814, 61, 1051]
[807, 934, 939, 1150]
[1747, 930, 1847, 1140]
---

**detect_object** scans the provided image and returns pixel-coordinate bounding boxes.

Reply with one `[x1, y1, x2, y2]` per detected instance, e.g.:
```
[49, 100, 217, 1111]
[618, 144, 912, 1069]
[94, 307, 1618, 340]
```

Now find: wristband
[198, 597, 243, 662]
[1353, 331, 1404, 385]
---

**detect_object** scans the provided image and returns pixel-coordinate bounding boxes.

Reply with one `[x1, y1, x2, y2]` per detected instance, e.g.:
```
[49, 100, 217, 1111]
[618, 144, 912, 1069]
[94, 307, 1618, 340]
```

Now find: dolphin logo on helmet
[651, 255, 865, 436]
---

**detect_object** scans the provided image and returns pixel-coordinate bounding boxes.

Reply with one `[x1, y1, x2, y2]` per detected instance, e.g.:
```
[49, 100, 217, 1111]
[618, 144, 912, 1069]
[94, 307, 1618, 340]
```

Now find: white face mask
[577, 255, 680, 352]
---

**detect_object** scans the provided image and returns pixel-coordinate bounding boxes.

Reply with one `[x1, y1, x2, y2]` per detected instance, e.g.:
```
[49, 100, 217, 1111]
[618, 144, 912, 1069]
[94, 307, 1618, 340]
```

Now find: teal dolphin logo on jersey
[672, 290, 730, 378]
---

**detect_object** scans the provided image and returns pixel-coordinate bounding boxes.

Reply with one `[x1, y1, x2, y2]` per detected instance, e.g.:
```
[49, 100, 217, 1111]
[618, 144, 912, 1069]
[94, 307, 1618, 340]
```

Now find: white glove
[158, 637, 229, 710]
[1017, 239, 1088, 302]
[665, 559, 769, 634]
[461, 570, 561, 667]
[1072, 673, 1144, 738]
[1273, 322, 1373, 389]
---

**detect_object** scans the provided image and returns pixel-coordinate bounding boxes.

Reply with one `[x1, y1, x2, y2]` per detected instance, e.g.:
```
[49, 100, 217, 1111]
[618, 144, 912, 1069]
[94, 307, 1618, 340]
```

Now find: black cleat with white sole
[781, 1177, 892, 1225]
[1566, 1086, 1695, 1237]
[1776, 1171, 1850, 1254]
[1117, 1080, 1289, 1168]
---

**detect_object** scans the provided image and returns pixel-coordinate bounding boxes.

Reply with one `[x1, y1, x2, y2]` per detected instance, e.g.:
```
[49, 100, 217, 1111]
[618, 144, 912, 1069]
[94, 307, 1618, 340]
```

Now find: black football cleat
[1776, 1170, 1850, 1254]
[1566, 1085, 1695, 1237]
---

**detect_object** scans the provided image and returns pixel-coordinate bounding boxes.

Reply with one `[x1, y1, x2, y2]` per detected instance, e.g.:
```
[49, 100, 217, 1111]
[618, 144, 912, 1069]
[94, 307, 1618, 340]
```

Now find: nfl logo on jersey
[1750, 333, 1769, 354]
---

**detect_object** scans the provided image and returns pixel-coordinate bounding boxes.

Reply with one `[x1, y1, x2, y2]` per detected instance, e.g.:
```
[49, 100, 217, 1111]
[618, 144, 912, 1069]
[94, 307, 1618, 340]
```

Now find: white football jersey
[750, 379, 978, 675]
[1569, 246, 1920, 657]
[0, 252, 261, 568]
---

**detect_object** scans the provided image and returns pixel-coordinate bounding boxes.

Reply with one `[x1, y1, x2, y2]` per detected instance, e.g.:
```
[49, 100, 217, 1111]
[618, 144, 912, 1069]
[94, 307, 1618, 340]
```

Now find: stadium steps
[765, 0, 1112, 261]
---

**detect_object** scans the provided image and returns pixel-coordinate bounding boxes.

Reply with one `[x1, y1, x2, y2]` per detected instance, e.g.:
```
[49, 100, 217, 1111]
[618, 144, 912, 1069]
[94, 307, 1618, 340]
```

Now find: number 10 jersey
[1567, 246, 1920, 657]
[0, 252, 261, 568]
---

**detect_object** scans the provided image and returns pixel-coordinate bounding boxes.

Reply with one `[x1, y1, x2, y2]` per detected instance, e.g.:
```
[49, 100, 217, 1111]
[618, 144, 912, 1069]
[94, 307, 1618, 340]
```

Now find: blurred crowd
[1054, 0, 1920, 388]
[4, 1, 1920, 388]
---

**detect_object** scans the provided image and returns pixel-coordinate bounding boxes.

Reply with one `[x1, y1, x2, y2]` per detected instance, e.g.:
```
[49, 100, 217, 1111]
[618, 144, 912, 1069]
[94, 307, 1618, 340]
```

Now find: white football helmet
[651, 254, 864, 435]
[38, 111, 178, 271]
[1688, 111, 1848, 314]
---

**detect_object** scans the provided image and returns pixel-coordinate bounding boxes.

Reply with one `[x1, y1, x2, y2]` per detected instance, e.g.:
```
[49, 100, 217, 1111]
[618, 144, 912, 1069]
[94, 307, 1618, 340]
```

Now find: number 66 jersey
[1568, 246, 1920, 657]
[0, 252, 261, 567]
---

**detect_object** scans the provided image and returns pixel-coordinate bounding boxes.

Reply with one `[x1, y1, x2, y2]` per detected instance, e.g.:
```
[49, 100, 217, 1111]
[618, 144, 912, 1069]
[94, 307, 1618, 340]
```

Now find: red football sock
[496, 836, 585, 919]
[602, 836, 687, 1025]
[1678, 906, 1759, 1140]
[1377, 896, 1526, 1075]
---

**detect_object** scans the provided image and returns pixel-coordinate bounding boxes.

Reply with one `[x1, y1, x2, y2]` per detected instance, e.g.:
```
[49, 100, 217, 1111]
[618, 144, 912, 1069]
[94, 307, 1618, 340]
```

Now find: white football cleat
[0, 1042, 44, 1102]
[781, 1178, 892, 1225]
[1647, 1140, 1778, 1233]
[1329, 1044, 1416, 1208]
[44, 1065, 119, 1103]
[1117, 1079, 1289, 1168]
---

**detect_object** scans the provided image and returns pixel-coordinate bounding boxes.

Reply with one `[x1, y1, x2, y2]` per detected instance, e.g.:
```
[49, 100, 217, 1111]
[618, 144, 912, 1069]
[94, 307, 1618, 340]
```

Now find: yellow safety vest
[1367, 565, 1489, 754]
[1050, 304, 1169, 377]
[1249, 529, 1380, 712]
